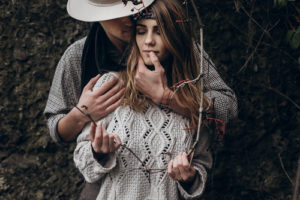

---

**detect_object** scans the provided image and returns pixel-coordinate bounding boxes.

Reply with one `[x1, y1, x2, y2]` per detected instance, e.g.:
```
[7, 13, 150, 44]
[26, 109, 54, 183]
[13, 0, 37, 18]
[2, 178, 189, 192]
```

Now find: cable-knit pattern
[74, 72, 212, 200]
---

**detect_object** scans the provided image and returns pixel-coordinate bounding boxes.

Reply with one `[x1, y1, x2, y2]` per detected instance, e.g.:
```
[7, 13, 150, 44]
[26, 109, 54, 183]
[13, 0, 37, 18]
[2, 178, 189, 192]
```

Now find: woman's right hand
[90, 122, 122, 155]
[134, 53, 168, 105]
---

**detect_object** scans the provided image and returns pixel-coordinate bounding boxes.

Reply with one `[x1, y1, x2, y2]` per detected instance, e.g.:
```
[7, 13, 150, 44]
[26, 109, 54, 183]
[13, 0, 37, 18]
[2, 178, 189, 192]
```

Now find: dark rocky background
[0, 0, 299, 199]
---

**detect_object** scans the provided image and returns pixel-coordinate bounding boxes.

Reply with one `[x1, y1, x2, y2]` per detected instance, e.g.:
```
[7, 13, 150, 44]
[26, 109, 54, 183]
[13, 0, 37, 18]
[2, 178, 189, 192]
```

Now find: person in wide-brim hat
[45, 0, 156, 200]
[67, 0, 155, 22]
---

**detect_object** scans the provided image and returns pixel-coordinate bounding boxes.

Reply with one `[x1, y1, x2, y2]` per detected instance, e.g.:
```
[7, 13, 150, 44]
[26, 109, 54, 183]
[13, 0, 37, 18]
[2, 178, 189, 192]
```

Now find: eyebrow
[136, 24, 158, 29]
[136, 24, 146, 27]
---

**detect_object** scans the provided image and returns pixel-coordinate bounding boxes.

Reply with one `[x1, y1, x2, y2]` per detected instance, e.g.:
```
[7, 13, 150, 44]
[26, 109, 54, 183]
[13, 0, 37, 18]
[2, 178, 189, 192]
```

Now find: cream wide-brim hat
[67, 0, 155, 22]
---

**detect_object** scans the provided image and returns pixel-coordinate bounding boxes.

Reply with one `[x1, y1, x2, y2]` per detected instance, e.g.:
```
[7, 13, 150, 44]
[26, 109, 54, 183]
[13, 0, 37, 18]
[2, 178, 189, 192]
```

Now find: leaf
[274, 0, 287, 7]
[286, 30, 294, 42]
[287, 26, 300, 49]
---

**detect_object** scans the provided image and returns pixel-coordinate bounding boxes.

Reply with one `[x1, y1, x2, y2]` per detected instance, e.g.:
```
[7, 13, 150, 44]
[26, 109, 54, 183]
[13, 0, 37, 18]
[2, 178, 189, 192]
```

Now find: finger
[103, 98, 123, 116]
[83, 74, 101, 92]
[181, 153, 190, 168]
[112, 134, 122, 149]
[101, 81, 124, 102]
[168, 160, 176, 179]
[172, 155, 182, 180]
[108, 135, 115, 153]
[149, 52, 163, 71]
[101, 124, 109, 153]
[137, 56, 148, 73]
[102, 88, 124, 109]
[94, 77, 119, 96]
[93, 122, 103, 152]
[89, 122, 96, 142]
[177, 153, 189, 180]
[180, 153, 196, 181]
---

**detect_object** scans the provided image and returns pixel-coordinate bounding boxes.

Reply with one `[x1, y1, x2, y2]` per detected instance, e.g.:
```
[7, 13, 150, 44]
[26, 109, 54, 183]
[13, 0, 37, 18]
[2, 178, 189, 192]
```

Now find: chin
[144, 60, 153, 66]
[141, 57, 152, 66]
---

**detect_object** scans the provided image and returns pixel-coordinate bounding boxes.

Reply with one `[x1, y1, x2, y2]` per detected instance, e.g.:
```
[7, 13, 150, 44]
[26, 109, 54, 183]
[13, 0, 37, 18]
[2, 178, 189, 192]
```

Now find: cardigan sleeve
[194, 43, 238, 123]
[177, 129, 212, 199]
[43, 38, 86, 143]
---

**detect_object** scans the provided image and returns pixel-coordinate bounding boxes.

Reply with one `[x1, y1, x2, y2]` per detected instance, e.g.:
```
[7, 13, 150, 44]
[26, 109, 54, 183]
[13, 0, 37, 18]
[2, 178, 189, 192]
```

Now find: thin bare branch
[238, 0, 273, 40]
[278, 153, 294, 185]
[292, 157, 300, 200]
[267, 86, 300, 111]
[238, 29, 265, 73]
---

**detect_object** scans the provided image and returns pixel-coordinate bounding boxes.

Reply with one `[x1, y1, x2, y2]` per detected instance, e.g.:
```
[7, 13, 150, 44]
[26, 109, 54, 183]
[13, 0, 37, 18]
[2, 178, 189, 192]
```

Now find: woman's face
[135, 19, 169, 66]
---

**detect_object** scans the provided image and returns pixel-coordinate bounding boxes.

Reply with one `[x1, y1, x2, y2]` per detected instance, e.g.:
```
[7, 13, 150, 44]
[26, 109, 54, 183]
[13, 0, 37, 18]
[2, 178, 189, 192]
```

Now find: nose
[145, 32, 155, 46]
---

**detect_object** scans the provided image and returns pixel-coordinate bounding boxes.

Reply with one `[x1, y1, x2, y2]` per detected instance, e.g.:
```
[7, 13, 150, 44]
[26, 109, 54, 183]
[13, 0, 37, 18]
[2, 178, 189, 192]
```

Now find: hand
[77, 74, 125, 123]
[168, 152, 196, 183]
[90, 122, 122, 155]
[134, 52, 168, 104]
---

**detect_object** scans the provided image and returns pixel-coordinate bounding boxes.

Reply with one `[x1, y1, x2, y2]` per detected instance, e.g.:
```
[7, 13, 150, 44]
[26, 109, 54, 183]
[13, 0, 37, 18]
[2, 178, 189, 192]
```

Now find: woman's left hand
[168, 152, 196, 183]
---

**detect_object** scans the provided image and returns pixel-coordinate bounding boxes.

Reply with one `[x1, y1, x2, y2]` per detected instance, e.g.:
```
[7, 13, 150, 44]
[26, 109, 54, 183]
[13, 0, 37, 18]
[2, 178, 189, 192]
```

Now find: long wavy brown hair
[119, 0, 208, 128]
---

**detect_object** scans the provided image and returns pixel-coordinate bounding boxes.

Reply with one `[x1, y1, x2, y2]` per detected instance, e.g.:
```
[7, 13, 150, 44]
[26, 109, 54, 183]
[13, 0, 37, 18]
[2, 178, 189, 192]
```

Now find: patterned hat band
[132, 7, 155, 21]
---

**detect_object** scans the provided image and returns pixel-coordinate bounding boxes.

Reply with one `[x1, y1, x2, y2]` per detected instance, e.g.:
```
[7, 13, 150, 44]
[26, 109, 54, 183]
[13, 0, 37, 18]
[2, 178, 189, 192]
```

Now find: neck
[105, 33, 126, 52]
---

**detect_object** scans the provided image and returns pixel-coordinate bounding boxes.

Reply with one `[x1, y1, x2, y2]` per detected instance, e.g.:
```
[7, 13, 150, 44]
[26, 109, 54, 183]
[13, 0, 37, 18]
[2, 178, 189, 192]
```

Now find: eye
[136, 28, 146, 35]
[154, 27, 160, 35]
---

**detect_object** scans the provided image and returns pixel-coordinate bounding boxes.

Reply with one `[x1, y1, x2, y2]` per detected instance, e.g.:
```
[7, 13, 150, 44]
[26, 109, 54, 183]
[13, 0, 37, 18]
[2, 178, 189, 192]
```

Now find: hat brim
[67, 0, 155, 22]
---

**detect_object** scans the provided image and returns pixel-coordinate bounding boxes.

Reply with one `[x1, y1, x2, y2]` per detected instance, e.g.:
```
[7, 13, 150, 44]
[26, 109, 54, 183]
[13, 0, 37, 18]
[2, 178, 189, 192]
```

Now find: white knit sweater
[74, 72, 212, 200]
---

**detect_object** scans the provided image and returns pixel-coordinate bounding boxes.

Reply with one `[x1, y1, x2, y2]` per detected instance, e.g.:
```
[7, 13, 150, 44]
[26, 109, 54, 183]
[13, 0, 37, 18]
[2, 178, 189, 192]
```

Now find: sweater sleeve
[177, 129, 212, 199]
[73, 122, 117, 183]
[43, 38, 86, 143]
[73, 72, 119, 183]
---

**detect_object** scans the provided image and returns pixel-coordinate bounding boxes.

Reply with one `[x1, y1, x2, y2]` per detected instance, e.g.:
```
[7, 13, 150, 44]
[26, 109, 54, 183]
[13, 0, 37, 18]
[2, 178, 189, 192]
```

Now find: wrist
[159, 88, 172, 107]
[91, 144, 108, 160]
[179, 169, 197, 185]
[72, 106, 91, 125]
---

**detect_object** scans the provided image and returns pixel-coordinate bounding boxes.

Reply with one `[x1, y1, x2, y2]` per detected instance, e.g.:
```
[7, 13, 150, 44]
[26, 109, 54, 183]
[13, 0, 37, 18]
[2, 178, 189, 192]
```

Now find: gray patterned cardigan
[44, 37, 238, 143]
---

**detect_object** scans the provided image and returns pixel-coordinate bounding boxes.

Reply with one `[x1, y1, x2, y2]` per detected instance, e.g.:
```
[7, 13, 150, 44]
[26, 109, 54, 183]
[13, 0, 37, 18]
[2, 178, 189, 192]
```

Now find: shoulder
[55, 37, 87, 74]
[93, 72, 119, 90]
[62, 37, 87, 61]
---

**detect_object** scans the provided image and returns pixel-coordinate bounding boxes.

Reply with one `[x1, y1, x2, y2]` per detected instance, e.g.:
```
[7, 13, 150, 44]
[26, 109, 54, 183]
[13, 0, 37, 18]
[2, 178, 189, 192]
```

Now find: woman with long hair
[74, 0, 212, 199]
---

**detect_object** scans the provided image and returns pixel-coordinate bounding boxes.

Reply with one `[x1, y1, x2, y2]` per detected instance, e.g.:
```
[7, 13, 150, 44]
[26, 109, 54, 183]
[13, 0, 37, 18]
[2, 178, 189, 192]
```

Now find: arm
[44, 39, 124, 143]
[196, 44, 238, 123]
[74, 121, 121, 183]
[135, 50, 238, 123]
[74, 73, 122, 183]
[134, 52, 207, 118]
[134, 53, 190, 117]
[57, 75, 124, 142]
[168, 130, 212, 199]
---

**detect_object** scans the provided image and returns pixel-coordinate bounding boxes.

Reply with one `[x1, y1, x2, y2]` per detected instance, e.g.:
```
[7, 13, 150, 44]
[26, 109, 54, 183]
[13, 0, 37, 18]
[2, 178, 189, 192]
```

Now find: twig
[238, 0, 273, 40]
[238, 29, 265, 73]
[237, 78, 300, 111]
[293, 156, 300, 200]
[278, 153, 294, 185]
[188, 0, 205, 161]
[266, 86, 300, 111]
[120, 144, 145, 167]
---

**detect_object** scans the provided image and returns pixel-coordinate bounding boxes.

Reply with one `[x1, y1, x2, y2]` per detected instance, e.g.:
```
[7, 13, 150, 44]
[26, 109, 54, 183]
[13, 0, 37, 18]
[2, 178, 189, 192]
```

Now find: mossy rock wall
[0, 0, 299, 199]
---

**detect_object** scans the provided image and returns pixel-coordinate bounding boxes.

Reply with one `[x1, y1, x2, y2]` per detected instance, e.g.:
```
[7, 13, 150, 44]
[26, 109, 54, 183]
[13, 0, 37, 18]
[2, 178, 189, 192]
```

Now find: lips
[143, 50, 159, 53]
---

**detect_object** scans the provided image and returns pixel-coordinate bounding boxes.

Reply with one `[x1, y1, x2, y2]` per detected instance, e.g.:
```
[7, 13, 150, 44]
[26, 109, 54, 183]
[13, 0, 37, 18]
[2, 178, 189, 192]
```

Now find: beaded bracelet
[74, 105, 97, 126]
